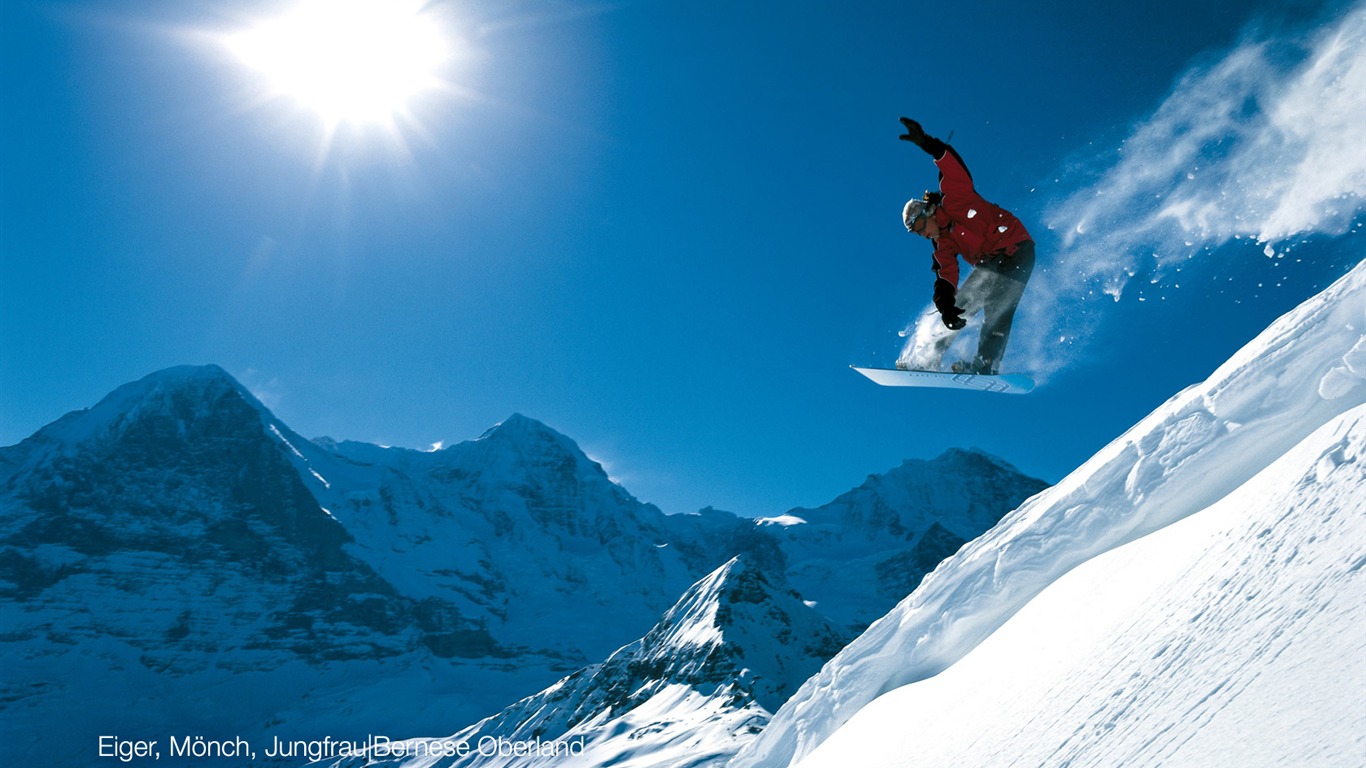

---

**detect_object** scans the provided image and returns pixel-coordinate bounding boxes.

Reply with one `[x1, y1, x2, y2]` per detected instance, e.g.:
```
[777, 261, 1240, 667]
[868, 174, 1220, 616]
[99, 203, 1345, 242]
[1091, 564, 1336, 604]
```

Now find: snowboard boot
[950, 357, 997, 375]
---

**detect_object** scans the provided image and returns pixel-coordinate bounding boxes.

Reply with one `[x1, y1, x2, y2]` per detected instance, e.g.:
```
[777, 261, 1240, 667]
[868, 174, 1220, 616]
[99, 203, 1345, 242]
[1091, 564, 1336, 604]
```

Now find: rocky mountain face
[0, 365, 1046, 766]
[2, 366, 477, 661]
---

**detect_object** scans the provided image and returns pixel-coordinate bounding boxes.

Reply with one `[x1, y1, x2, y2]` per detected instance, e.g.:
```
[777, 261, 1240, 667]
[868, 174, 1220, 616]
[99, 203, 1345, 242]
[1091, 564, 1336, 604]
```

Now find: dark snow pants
[930, 239, 1035, 374]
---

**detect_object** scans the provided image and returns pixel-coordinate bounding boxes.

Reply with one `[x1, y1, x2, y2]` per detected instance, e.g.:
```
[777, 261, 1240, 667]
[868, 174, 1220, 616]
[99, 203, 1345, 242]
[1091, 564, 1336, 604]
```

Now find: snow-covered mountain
[731, 260, 1366, 768]
[0, 366, 528, 765]
[301, 412, 723, 665]
[0, 364, 1042, 766]
[326, 557, 848, 768]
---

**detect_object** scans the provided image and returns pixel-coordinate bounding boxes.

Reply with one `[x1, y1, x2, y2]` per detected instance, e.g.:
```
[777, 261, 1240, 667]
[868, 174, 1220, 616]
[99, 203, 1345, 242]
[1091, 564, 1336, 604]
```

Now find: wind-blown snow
[1054, 2, 1366, 255]
[1002, 0, 1366, 379]
[797, 404, 1366, 767]
[732, 259, 1366, 768]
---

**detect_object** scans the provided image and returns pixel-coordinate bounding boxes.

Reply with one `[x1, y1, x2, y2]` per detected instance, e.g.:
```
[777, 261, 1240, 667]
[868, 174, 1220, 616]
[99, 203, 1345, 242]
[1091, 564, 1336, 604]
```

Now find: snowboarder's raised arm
[933, 147, 978, 205]
[899, 117, 975, 189]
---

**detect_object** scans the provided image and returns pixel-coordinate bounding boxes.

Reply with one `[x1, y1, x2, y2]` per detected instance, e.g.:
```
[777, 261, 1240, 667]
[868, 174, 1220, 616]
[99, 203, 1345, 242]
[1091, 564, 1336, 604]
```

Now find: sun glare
[227, 0, 451, 126]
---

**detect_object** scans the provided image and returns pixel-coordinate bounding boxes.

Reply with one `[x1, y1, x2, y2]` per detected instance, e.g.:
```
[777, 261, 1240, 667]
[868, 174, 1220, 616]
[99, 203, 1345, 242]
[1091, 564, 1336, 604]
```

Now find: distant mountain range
[0, 365, 1045, 766]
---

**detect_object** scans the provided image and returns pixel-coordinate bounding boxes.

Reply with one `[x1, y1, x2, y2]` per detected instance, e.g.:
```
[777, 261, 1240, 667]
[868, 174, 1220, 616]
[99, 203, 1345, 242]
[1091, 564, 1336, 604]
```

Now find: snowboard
[851, 365, 1035, 394]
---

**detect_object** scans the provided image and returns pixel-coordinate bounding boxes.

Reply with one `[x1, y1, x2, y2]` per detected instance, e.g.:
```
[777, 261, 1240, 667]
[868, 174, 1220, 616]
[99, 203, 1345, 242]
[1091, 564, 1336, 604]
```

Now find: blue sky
[3, 0, 1363, 517]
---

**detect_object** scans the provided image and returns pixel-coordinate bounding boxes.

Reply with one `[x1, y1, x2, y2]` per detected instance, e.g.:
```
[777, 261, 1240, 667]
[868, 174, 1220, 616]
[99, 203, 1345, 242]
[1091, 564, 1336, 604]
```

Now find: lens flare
[227, 0, 450, 126]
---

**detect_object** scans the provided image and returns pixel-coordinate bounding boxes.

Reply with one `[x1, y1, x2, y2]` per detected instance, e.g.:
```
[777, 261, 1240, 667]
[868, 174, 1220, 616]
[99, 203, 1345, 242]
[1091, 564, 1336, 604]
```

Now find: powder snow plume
[905, 1, 1366, 380]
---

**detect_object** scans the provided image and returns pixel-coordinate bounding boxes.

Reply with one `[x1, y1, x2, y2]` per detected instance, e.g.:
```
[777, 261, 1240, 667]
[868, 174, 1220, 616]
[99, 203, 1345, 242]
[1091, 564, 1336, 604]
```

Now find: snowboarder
[897, 117, 1035, 375]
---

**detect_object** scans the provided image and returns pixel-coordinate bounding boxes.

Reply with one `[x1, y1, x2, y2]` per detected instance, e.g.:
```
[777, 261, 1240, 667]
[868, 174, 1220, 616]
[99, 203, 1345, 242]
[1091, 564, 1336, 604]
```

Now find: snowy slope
[732, 259, 1366, 768]
[321, 558, 848, 768]
[798, 404, 1366, 767]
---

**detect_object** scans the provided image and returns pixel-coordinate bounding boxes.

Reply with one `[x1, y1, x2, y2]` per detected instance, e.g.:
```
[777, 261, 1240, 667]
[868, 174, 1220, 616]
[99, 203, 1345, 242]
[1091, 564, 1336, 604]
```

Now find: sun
[226, 0, 451, 127]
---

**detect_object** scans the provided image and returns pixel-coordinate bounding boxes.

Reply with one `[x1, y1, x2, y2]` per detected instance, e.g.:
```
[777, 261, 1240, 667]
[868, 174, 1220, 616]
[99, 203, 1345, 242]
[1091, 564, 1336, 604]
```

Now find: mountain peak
[479, 412, 561, 441]
[141, 362, 235, 384]
[793, 448, 1048, 538]
[633, 556, 847, 711]
[14, 364, 270, 455]
[103, 364, 248, 405]
[468, 413, 609, 479]
[927, 446, 1035, 479]
[768, 448, 1050, 633]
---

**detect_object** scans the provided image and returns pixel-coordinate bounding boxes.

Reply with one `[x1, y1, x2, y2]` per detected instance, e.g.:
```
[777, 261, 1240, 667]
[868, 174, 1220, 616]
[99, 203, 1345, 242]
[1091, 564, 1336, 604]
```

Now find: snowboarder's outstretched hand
[899, 117, 947, 159]
[898, 117, 927, 145]
[933, 278, 967, 330]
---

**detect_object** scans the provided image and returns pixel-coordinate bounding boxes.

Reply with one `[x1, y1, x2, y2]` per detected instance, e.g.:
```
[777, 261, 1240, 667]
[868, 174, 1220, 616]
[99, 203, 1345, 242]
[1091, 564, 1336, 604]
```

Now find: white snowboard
[851, 366, 1035, 394]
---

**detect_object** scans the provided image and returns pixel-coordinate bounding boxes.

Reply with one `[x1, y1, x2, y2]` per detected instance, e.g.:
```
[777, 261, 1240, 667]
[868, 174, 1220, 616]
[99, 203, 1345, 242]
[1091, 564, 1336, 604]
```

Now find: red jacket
[930, 148, 1031, 287]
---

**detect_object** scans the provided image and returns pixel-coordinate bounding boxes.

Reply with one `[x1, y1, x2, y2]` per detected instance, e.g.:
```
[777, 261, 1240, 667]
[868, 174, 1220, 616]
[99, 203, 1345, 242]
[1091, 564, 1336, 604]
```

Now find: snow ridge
[732, 258, 1366, 768]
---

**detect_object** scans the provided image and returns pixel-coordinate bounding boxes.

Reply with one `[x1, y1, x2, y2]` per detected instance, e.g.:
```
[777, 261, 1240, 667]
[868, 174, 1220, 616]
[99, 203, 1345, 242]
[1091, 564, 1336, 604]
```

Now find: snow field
[795, 404, 1366, 768]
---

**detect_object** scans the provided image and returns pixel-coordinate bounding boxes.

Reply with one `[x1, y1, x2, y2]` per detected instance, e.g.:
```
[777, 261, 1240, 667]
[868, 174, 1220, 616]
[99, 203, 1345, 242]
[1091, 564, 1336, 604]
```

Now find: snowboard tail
[851, 366, 1035, 394]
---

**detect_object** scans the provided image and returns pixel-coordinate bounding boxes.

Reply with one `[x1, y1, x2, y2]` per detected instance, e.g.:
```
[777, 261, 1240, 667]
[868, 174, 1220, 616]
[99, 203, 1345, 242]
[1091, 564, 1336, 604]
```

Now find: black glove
[898, 117, 927, 145]
[933, 278, 966, 330]
[899, 117, 948, 159]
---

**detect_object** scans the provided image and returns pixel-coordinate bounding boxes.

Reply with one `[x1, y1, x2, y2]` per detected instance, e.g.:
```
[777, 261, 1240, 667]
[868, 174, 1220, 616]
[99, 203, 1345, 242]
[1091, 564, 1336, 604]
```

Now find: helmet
[903, 199, 930, 231]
